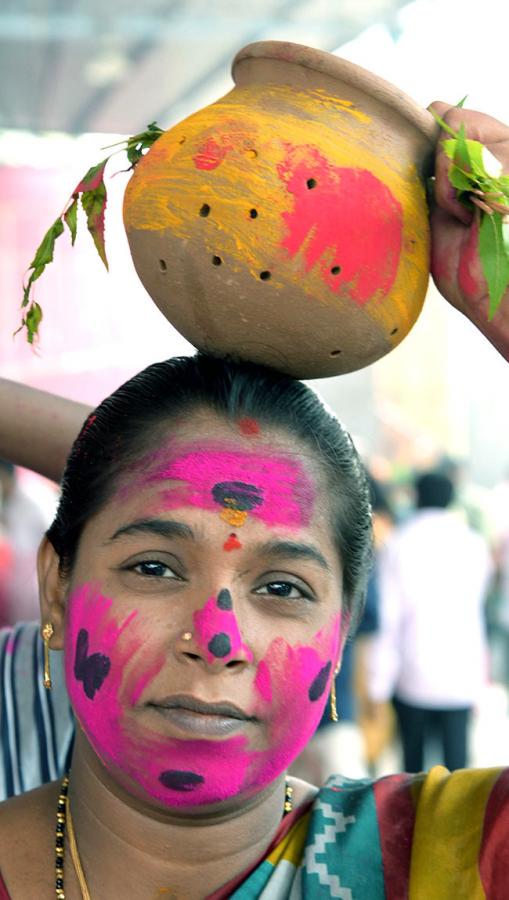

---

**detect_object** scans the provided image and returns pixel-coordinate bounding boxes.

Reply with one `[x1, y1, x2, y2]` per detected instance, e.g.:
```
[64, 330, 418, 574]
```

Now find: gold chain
[55, 774, 294, 897]
[66, 795, 92, 900]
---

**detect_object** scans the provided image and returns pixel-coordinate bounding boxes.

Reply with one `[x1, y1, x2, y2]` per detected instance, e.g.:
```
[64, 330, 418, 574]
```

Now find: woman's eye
[256, 581, 311, 600]
[131, 560, 177, 579]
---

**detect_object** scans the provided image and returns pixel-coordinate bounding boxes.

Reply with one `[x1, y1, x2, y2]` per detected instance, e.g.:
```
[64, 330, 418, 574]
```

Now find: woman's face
[64, 412, 344, 812]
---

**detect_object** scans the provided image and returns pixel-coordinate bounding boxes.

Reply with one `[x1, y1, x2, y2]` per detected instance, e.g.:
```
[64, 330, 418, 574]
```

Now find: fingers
[429, 101, 473, 226]
[426, 99, 509, 226]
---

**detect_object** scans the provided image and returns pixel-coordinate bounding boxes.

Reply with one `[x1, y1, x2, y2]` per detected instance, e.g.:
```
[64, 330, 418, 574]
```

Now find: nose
[179, 590, 254, 668]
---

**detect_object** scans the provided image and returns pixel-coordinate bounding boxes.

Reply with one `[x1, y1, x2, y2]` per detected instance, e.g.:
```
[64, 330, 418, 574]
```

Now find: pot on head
[123, 40, 438, 378]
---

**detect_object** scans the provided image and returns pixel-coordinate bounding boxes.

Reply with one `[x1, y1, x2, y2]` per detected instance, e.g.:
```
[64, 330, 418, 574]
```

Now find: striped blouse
[0, 623, 73, 800]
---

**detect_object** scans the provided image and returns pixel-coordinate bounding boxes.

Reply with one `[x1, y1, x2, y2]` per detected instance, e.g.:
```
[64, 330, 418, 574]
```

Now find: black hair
[415, 470, 455, 509]
[47, 354, 373, 635]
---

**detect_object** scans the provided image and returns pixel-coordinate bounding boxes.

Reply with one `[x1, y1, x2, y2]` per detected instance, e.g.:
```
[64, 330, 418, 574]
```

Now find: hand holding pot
[429, 100, 509, 360]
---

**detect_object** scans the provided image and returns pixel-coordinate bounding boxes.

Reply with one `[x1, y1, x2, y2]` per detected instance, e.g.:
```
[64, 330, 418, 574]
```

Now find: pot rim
[232, 40, 438, 145]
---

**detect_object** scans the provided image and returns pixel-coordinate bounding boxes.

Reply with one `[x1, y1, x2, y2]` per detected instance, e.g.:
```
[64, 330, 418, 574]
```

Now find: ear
[37, 536, 68, 650]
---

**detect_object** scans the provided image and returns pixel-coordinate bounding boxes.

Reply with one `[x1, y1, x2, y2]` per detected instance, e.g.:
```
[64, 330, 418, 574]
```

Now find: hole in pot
[249, 209, 258, 219]
[159, 259, 167, 272]
[306, 178, 317, 189]
[212, 256, 222, 266]
[246, 149, 258, 159]
[390, 327, 398, 336]
[330, 349, 342, 356]
[259, 271, 271, 281]
[199, 203, 211, 217]
[330, 265, 341, 275]
[178, 136, 186, 145]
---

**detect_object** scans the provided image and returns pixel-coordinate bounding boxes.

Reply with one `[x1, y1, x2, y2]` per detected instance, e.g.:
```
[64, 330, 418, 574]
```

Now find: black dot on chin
[308, 660, 332, 702]
[217, 588, 233, 610]
[208, 633, 231, 658]
[159, 770, 205, 791]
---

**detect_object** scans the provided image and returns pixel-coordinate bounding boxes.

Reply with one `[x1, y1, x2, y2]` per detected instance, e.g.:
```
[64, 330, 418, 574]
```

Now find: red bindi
[223, 534, 242, 552]
[238, 418, 260, 436]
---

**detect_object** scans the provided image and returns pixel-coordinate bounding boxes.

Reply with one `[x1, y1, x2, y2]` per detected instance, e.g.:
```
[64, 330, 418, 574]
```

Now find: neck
[65, 731, 312, 899]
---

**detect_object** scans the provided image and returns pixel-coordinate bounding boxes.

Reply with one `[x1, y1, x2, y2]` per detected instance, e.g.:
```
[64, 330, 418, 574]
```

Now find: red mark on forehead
[238, 418, 260, 436]
[223, 533, 242, 552]
[277, 144, 403, 305]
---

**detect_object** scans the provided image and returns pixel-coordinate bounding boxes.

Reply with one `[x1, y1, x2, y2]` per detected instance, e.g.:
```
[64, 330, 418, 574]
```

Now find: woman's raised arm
[0, 378, 92, 482]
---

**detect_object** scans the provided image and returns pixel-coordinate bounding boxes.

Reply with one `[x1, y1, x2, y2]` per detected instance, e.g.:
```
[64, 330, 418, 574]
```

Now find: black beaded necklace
[54, 775, 294, 898]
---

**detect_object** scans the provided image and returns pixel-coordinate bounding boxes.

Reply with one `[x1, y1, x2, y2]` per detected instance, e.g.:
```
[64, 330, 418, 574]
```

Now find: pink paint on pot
[277, 144, 403, 305]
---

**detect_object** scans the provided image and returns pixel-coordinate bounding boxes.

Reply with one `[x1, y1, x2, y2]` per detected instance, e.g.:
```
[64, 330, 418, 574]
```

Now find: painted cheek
[250, 615, 341, 778]
[192, 592, 254, 664]
[65, 584, 166, 765]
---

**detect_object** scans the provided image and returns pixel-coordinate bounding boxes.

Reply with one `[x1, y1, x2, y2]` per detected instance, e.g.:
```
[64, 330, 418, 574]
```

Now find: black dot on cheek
[217, 588, 233, 610]
[308, 661, 332, 702]
[158, 770, 205, 792]
[208, 633, 231, 658]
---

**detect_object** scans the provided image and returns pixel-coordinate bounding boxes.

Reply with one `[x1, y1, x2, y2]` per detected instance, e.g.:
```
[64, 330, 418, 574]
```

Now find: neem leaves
[18, 123, 164, 343]
[431, 108, 509, 320]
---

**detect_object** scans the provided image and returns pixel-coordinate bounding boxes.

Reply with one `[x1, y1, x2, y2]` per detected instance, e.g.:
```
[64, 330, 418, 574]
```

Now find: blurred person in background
[367, 469, 493, 772]
[0, 460, 48, 624]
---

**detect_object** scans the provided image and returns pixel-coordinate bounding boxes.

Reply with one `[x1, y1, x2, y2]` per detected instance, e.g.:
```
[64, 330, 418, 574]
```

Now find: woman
[0, 352, 373, 898]
[0, 101, 508, 898]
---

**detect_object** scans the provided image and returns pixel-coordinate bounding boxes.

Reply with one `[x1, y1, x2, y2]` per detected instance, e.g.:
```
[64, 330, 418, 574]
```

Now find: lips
[150, 694, 253, 720]
[147, 694, 255, 737]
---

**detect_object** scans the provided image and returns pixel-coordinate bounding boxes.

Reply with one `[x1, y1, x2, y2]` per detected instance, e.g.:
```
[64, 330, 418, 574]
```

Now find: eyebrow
[256, 540, 331, 572]
[107, 519, 195, 543]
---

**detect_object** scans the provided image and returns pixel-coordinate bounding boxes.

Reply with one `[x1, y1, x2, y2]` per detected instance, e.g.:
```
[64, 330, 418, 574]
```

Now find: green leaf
[24, 302, 43, 344]
[429, 107, 458, 138]
[21, 218, 65, 309]
[455, 95, 468, 108]
[73, 159, 109, 194]
[22, 265, 45, 308]
[454, 124, 472, 172]
[479, 212, 509, 319]
[28, 218, 65, 269]
[64, 198, 78, 245]
[448, 165, 473, 192]
[81, 182, 108, 269]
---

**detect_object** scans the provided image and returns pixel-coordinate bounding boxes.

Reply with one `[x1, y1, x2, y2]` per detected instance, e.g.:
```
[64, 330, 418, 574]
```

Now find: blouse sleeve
[0, 622, 74, 799]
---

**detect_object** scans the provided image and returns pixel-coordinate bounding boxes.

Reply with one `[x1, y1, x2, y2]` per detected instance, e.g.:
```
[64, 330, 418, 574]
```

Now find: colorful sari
[221, 766, 509, 898]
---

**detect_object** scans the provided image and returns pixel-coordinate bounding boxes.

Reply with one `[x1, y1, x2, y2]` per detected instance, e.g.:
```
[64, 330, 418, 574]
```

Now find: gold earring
[41, 622, 54, 690]
[330, 665, 340, 723]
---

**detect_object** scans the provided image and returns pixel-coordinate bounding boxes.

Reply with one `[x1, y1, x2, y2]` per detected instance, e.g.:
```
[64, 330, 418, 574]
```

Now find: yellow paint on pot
[124, 81, 429, 345]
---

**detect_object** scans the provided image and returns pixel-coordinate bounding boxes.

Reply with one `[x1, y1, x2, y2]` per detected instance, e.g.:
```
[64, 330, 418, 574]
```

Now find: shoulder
[302, 768, 509, 896]
[0, 782, 58, 896]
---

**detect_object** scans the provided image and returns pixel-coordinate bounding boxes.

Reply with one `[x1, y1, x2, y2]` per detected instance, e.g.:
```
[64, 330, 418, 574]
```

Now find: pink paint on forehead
[148, 446, 315, 529]
[193, 595, 254, 664]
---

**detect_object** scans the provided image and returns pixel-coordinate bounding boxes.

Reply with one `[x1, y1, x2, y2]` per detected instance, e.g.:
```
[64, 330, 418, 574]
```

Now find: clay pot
[123, 40, 437, 378]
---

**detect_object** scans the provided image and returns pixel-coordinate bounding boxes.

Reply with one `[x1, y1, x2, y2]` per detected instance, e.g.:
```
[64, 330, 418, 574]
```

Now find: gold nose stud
[181, 631, 193, 642]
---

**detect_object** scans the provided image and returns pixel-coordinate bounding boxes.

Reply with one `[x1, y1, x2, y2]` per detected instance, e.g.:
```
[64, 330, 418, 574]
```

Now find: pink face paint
[223, 533, 242, 552]
[66, 583, 250, 807]
[144, 445, 315, 531]
[66, 584, 342, 810]
[277, 144, 402, 305]
[193, 591, 253, 664]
